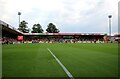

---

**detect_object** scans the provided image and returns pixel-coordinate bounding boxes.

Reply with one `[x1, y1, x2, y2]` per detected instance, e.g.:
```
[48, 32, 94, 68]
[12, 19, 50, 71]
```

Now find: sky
[0, 0, 119, 35]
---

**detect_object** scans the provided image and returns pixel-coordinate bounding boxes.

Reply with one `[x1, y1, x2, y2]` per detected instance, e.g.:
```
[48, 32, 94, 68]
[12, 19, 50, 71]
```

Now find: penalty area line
[47, 48, 74, 79]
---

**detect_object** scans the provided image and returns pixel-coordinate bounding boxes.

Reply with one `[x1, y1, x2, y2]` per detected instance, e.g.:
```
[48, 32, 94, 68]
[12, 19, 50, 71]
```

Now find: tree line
[18, 20, 60, 33]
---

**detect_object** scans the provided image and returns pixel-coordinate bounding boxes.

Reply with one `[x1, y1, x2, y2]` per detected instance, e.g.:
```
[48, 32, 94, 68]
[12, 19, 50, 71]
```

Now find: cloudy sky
[0, 0, 119, 34]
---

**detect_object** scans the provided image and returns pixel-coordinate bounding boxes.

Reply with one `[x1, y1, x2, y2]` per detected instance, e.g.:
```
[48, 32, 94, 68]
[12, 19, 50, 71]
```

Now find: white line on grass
[47, 48, 74, 79]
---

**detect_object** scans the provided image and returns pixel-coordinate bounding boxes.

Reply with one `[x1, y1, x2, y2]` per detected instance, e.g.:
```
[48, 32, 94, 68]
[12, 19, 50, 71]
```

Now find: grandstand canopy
[23, 33, 106, 36]
[0, 20, 23, 35]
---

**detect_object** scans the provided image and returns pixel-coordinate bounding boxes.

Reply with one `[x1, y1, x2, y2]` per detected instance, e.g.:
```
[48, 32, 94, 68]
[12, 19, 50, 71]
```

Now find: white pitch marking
[47, 48, 74, 79]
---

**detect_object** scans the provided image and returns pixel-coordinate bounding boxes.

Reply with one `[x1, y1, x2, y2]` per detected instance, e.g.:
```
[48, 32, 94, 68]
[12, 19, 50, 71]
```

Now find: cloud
[0, 0, 119, 34]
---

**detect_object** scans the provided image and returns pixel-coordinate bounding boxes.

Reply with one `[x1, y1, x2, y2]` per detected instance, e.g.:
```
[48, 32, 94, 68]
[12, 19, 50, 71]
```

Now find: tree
[32, 24, 44, 33]
[18, 20, 29, 33]
[46, 23, 60, 33]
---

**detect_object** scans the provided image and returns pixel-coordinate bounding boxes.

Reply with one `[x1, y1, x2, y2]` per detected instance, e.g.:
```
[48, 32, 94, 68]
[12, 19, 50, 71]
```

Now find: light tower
[18, 12, 21, 27]
[108, 15, 112, 37]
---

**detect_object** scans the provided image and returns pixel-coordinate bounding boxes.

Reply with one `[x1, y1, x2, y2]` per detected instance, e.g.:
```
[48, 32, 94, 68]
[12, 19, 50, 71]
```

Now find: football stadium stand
[0, 20, 119, 44]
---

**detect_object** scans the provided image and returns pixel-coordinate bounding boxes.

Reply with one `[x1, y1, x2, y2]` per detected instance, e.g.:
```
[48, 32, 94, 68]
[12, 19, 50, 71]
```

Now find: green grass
[2, 43, 118, 77]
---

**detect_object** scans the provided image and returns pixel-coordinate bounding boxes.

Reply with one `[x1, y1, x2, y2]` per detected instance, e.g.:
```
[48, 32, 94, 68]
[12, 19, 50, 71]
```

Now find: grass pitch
[2, 43, 118, 78]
